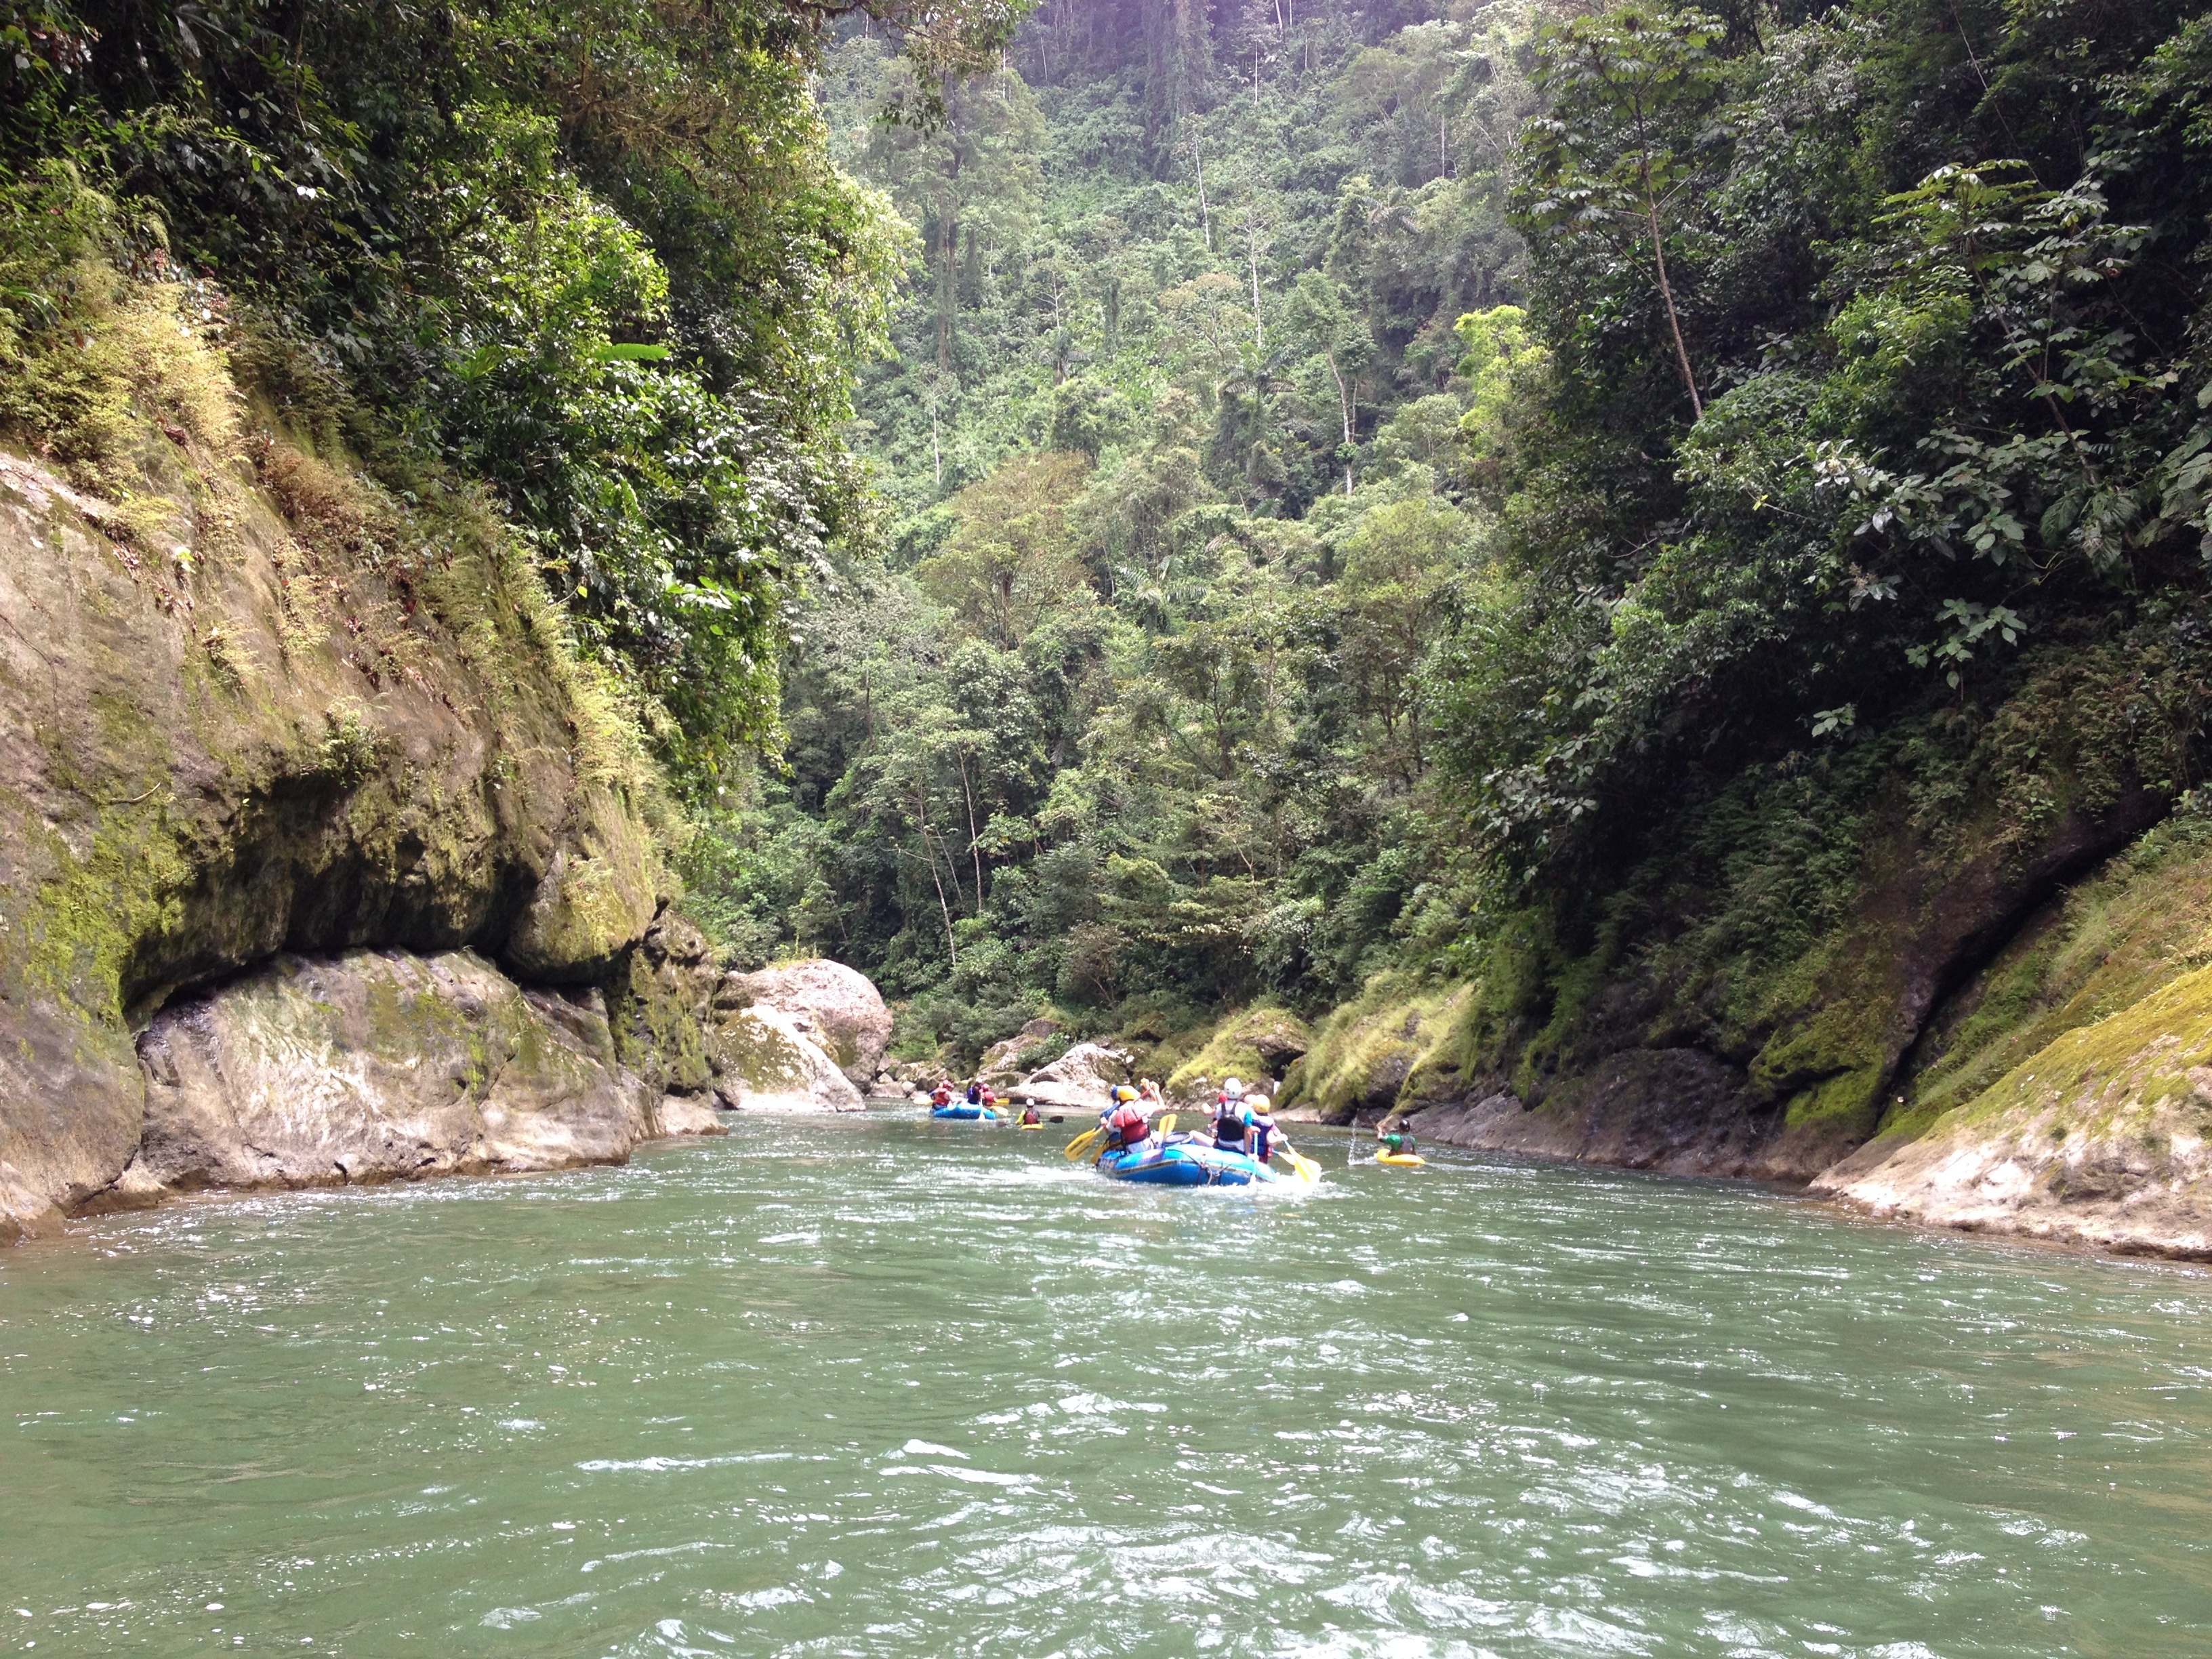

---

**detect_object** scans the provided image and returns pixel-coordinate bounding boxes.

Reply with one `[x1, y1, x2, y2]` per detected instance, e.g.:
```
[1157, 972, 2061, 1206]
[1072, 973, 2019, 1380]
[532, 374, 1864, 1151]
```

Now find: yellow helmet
[1111, 1084, 1139, 1103]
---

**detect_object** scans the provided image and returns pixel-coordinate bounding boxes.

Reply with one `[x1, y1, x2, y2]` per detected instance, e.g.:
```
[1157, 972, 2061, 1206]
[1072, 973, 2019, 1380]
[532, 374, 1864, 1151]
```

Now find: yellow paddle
[1062, 1126, 1104, 1161]
[1275, 1140, 1322, 1183]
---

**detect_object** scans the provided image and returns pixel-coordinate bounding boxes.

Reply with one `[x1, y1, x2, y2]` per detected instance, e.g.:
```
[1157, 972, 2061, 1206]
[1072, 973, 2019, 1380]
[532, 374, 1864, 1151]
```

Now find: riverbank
[0, 312, 886, 1237]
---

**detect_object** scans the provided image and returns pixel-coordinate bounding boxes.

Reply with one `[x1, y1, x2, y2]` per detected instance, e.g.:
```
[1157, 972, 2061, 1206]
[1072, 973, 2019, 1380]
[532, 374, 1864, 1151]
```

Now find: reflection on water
[1, 1114, 2209, 1656]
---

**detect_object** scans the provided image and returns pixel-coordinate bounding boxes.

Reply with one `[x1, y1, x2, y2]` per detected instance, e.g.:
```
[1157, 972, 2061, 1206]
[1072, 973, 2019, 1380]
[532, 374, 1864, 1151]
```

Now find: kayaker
[1212, 1080, 1251, 1153]
[1017, 1101, 1042, 1127]
[1246, 1090, 1278, 1165]
[1378, 1118, 1418, 1157]
[1102, 1084, 1153, 1152]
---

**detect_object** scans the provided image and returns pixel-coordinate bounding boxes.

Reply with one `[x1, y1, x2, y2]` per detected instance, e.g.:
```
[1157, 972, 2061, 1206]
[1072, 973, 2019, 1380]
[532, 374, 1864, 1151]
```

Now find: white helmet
[1223, 1078, 1245, 1098]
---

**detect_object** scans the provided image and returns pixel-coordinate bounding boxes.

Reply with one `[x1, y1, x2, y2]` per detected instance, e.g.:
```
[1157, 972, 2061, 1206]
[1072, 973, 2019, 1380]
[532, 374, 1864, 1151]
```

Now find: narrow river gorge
[3, 1114, 2207, 1657]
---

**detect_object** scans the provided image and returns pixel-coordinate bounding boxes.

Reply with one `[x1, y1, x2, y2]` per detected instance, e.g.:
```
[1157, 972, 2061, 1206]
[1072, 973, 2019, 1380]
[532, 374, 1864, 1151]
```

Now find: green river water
[2, 1113, 2209, 1657]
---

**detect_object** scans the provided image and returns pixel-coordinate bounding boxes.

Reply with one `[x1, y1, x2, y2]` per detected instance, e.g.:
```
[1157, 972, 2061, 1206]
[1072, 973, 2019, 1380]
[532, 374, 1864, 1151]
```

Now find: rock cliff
[0, 339, 874, 1237]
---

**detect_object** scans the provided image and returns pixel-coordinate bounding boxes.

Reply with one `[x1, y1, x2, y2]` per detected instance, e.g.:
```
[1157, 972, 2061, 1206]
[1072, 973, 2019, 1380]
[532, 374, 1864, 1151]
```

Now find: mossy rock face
[1284, 976, 1473, 1122]
[604, 907, 719, 1097]
[1164, 1006, 1313, 1103]
[119, 949, 649, 1196]
[0, 339, 665, 1237]
[1817, 962, 2212, 1256]
[501, 785, 661, 984]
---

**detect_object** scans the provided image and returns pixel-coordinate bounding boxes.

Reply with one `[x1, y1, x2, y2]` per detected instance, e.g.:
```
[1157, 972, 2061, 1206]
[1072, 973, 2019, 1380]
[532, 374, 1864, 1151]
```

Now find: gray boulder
[1009, 1041, 1135, 1112]
[708, 1004, 865, 1113]
[120, 950, 655, 1197]
[719, 958, 890, 1087]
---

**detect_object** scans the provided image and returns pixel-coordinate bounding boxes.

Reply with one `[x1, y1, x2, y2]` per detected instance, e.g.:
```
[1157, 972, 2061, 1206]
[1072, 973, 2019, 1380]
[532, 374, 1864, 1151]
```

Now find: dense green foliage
[1, 0, 1017, 779]
[700, 0, 2212, 1083]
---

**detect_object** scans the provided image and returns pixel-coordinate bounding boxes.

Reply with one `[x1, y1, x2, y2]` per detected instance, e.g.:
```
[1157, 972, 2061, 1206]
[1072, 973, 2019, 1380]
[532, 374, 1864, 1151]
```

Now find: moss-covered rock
[118, 949, 653, 1197]
[719, 958, 892, 1086]
[709, 1004, 864, 1112]
[501, 784, 662, 983]
[1816, 962, 2212, 1254]
[1164, 1005, 1313, 1104]
[604, 908, 718, 1099]
[1280, 975, 1473, 1122]
[0, 316, 665, 1237]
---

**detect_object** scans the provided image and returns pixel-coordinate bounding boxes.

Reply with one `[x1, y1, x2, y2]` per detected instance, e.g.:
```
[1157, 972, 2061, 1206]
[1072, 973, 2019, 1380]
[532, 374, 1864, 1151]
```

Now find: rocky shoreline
[0, 437, 885, 1241]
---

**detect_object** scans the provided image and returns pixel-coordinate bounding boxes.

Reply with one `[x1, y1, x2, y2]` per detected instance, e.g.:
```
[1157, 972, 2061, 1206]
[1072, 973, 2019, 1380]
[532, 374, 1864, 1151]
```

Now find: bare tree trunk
[1641, 157, 1701, 419]
[956, 750, 985, 911]
[937, 204, 957, 372]
[1192, 122, 1210, 251]
[914, 783, 959, 968]
[1326, 348, 1354, 495]
[1248, 228, 1265, 353]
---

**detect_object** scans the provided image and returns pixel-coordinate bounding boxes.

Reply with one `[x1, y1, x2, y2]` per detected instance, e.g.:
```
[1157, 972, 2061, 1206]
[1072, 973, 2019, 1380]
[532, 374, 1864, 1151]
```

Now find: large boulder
[978, 1017, 1065, 1088]
[0, 414, 666, 1237]
[709, 1004, 865, 1113]
[719, 958, 890, 1088]
[1009, 1041, 1135, 1112]
[115, 949, 657, 1199]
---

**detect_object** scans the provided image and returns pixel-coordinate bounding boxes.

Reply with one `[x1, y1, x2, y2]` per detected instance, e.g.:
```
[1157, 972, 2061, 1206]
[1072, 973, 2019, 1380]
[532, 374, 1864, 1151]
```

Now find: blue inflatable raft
[931, 1103, 998, 1121]
[1097, 1137, 1307, 1186]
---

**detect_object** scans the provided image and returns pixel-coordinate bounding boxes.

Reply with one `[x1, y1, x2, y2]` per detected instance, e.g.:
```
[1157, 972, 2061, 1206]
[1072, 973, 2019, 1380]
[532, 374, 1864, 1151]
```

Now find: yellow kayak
[1018, 1122, 1045, 1131]
[1375, 1151, 1426, 1166]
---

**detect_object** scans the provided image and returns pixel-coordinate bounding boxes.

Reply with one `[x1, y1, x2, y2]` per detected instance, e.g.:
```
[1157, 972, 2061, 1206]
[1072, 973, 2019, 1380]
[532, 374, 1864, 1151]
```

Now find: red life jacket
[1107, 1102, 1150, 1147]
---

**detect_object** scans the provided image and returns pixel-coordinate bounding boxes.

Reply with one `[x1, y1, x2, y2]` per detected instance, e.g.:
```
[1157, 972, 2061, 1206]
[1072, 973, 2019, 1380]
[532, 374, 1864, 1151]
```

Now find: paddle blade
[1063, 1127, 1103, 1161]
[1157, 1113, 1176, 1134]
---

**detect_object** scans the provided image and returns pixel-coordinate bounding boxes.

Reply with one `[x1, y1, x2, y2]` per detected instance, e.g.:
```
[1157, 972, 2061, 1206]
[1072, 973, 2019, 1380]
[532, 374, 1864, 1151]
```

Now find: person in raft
[965, 1078, 984, 1106]
[1139, 1078, 1164, 1106]
[930, 1080, 954, 1109]
[1377, 1118, 1418, 1157]
[979, 1084, 1000, 1113]
[1101, 1084, 1153, 1153]
[1245, 1090, 1279, 1166]
[1212, 1078, 1252, 1153]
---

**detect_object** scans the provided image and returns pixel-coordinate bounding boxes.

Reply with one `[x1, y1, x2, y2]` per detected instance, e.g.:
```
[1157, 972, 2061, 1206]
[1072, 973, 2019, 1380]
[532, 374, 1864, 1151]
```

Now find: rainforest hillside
[689, 0, 2212, 1244]
[718, 0, 2207, 1015]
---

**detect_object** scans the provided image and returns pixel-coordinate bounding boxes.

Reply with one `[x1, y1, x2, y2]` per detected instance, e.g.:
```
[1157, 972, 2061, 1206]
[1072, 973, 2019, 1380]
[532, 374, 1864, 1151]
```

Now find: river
[1, 1113, 2208, 1656]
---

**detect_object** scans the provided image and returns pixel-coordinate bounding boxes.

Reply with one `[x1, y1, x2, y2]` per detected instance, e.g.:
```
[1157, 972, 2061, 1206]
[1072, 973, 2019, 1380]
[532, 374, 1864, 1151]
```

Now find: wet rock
[1408, 1047, 1810, 1183]
[116, 950, 654, 1197]
[718, 959, 890, 1088]
[709, 1004, 864, 1113]
[653, 1094, 726, 1138]
[1811, 964, 2212, 1257]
